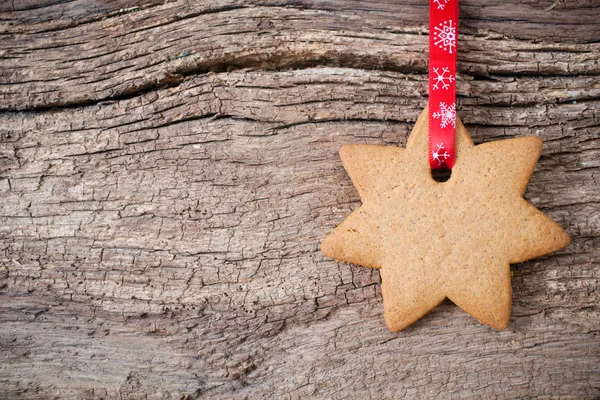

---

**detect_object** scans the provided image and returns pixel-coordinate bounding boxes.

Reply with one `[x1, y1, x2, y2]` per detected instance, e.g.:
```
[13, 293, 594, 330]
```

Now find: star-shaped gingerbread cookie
[321, 106, 571, 331]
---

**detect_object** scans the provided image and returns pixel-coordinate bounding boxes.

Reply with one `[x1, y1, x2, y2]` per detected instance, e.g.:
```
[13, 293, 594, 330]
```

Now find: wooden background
[1, 1, 599, 398]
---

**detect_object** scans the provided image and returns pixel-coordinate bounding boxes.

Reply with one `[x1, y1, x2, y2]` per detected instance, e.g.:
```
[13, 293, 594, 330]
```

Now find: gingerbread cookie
[321, 106, 571, 331]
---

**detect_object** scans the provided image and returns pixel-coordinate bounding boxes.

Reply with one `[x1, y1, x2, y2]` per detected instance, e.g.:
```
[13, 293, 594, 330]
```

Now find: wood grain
[0, 1, 599, 398]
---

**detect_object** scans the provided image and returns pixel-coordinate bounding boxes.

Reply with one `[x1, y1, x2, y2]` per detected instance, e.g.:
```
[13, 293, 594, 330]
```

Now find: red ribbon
[428, 0, 459, 170]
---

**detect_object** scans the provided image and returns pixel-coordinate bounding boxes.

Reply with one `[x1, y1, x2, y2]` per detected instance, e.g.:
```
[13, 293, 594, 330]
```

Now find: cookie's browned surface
[322, 108, 571, 331]
[1, 1, 599, 398]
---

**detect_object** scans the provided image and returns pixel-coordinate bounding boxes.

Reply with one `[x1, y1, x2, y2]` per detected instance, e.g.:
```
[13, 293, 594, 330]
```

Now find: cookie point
[384, 312, 416, 332]
[320, 236, 334, 258]
[320, 232, 341, 260]
[491, 319, 510, 331]
[384, 318, 404, 333]
[485, 311, 510, 330]
[495, 313, 510, 330]
[530, 135, 543, 151]
[338, 144, 356, 159]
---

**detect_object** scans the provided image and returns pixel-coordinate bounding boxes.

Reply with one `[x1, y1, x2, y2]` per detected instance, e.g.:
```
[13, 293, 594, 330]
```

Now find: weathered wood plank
[0, 1, 599, 399]
[1, 1, 599, 110]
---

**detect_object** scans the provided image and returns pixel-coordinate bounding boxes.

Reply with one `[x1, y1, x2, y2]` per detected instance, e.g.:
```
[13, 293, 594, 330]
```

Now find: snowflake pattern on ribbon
[431, 143, 450, 165]
[433, 0, 451, 10]
[434, 20, 456, 54]
[432, 67, 455, 90]
[428, 0, 458, 170]
[432, 102, 456, 128]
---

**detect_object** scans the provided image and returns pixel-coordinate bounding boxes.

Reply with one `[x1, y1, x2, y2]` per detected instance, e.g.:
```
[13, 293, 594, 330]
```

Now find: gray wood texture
[1, 1, 599, 398]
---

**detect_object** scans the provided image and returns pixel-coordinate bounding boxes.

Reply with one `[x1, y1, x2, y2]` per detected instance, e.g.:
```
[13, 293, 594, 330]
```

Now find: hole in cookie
[431, 167, 452, 183]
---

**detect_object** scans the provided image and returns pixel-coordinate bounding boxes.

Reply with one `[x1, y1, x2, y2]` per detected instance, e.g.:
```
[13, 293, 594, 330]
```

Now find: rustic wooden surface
[1, 1, 599, 399]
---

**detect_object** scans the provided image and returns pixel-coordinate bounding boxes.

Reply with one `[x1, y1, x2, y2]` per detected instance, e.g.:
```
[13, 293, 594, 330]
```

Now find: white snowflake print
[433, 0, 451, 10]
[432, 67, 455, 90]
[432, 143, 450, 165]
[432, 102, 456, 129]
[434, 20, 457, 54]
